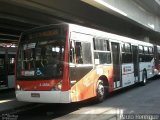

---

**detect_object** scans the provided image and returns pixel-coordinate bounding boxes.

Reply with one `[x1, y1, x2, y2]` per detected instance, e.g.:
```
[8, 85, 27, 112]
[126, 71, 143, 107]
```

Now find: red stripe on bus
[62, 27, 70, 91]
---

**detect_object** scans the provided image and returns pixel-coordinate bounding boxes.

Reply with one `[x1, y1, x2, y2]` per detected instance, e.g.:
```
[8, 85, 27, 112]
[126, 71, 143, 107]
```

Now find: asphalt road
[3, 79, 160, 120]
[0, 89, 15, 100]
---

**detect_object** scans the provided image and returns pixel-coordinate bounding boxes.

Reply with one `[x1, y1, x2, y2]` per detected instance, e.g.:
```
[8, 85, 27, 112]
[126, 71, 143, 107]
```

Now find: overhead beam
[0, 38, 18, 43]
[0, 1, 62, 25]
[0, 28, 22, 36]
[0, 24, 29, 31]
[0, 34, 19, 40]
[0, 33, 20, 38]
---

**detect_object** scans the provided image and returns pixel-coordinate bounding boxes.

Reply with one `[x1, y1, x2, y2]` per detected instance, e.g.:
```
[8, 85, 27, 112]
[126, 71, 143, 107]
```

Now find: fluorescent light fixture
[52, 47, 56, 52]
[148, 23, 155, 29]
[11, 45, 16, 47]
[52, 47, 60, 52]
[94, 0, 127, 16]
[55, 47, 60, 52]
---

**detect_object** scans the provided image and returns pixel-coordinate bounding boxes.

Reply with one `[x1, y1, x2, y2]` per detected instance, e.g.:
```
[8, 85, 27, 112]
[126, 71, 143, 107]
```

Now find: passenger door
[69, 32, 94, 101]
[132, 45, 139, 82]
[111, 42, 121, 88]
[69, 32, 93, 83]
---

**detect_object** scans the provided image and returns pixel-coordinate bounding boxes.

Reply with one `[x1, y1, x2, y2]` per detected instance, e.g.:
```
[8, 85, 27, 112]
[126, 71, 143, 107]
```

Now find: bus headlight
[52, 82, 62, 91]
[16, 85, 21, 90]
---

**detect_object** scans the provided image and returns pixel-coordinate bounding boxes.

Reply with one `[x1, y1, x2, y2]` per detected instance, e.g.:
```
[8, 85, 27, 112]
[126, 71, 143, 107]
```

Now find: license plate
[31, 93, 40, 98]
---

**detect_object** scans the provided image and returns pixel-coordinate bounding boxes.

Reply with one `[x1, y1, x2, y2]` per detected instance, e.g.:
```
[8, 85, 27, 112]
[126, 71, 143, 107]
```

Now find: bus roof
[69, 23, 153, 47]
[21, 22, 153, 47]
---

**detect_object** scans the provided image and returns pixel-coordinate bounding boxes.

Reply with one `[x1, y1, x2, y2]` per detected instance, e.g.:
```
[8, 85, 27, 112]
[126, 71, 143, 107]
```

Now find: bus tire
[141, 71, 147, 86]
[96, 80, 106, 102]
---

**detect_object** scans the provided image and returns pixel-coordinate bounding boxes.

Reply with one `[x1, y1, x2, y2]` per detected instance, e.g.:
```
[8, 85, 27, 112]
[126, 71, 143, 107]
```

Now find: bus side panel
[71, 65, 113, 102]
[71, 69, 97, 102]
[139, 60, 154, 81]
[122, 64, 135, 87]
[94, 65, 114, 93]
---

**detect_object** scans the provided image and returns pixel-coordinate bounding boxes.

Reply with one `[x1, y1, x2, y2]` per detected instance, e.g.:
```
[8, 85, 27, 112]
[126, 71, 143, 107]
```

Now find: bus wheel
[141, 71, 147, 86]
[96, 80, 106, 102]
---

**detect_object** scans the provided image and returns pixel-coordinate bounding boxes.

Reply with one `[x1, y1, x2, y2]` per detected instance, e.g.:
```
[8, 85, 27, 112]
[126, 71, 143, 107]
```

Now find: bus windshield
[17, 30, 65, 80]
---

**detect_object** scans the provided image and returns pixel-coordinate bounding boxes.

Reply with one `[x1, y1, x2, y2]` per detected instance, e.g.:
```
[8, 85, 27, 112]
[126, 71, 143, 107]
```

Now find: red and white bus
[15, 23, 156, 103]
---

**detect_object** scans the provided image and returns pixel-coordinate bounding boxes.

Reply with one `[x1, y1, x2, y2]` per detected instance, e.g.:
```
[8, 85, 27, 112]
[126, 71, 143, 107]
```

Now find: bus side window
[70, 40, 92, 64]
[69, 41, 82, 64]
[122, 43, 132, 63]
[75, 42, 83, 64]
[76, 41, 92, 64]
[70, 41, 75, 63]
[93, 38, 111, 64]
[139, 45, 144, 62]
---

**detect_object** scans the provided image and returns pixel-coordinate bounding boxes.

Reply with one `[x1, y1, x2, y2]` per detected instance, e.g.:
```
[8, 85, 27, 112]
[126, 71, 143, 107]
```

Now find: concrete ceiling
[0, 0, 160, 45]
[134, 0, 160, 17]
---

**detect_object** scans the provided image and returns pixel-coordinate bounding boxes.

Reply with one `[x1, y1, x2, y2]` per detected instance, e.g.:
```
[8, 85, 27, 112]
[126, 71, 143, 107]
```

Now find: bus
[0, 47, 16, 90]
[15, 23, 156, 103]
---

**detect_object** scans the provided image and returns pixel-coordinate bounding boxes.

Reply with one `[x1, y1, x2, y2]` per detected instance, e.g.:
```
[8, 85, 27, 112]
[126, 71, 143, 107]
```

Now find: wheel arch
[143, 68, 147, 78]
[98, 75, 109, 86]
[94, 75, 109, 95]
[94, 75, 110, 102]
[140, 68, 147, 86]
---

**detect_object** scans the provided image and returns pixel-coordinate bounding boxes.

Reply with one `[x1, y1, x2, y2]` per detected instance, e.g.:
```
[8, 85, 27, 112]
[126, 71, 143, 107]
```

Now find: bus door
[111, 42, 121, 88]
[70, 41, 93, 81]
[132, 45, 139, 82]
[69, 32, 93, 84]
[0, 55, 7, 88]
[69, 32, 94, 101]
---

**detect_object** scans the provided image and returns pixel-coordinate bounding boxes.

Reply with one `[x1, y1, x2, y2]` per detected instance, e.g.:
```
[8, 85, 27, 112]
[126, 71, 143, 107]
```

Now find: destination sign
[28, 29, 59, 39]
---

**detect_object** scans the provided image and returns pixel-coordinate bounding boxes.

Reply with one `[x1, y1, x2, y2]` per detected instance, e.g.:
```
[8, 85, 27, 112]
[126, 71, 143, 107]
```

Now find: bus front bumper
[15, 90, 70, 103]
